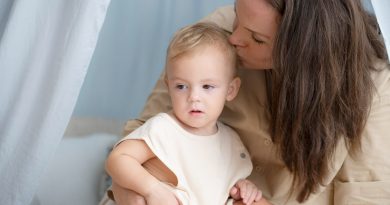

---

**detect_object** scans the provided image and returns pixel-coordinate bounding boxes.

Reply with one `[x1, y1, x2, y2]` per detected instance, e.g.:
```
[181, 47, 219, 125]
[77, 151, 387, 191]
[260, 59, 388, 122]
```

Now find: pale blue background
[73, 0, 378, 121]
[73, 0, 234, 121]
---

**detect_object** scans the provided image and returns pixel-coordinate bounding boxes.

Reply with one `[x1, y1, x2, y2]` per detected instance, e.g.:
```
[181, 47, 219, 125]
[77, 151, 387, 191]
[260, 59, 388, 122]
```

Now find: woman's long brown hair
[266, 0, 387, 202]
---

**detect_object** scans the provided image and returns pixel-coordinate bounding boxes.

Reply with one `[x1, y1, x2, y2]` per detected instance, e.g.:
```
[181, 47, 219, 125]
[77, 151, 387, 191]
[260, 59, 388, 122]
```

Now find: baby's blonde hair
[166, 22, 237, 75]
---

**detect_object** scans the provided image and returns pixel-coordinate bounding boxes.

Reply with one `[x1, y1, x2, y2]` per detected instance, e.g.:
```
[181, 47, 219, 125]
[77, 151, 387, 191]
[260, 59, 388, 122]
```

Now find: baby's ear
[163, 70, 168, 85]
[226, 77, 241, 101]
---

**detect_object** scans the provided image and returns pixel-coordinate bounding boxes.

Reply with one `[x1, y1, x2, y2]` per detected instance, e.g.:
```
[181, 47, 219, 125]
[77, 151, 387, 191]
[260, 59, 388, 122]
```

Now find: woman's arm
[333, 64, 390, 204]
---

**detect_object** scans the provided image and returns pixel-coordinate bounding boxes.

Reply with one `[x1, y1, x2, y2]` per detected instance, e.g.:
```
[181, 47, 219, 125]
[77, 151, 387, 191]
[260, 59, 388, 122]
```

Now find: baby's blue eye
[176, 84, 188, 90]
[203, 84, 214, 89]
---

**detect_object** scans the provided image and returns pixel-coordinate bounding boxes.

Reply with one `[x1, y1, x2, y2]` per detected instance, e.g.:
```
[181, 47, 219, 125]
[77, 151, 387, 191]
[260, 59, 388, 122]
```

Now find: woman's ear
[226, 77, 241, 101]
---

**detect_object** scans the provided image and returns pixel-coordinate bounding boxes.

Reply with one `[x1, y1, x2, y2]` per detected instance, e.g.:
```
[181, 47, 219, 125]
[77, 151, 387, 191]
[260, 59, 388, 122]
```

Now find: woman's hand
[144, 182, 181, 205]
[230, 179, 263, 205]
[111, 182, 146, 205]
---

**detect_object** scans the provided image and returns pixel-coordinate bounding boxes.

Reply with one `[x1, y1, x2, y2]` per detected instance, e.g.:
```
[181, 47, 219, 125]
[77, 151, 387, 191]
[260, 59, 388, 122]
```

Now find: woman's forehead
[235, 0, 280, 38]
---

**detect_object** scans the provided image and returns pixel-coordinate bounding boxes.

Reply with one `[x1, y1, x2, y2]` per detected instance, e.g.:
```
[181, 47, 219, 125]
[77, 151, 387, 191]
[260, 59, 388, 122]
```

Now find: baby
[105, 22, 262, 205]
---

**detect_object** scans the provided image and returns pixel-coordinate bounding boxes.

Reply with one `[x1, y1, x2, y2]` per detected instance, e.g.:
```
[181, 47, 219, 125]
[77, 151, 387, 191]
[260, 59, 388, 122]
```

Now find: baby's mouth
[190, 109, 203, 114]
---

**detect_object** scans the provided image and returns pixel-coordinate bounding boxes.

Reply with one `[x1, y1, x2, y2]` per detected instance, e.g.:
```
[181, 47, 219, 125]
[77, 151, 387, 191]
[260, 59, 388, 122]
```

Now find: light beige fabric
[118, 6, 390, 205]
[121, 113, 252, 205]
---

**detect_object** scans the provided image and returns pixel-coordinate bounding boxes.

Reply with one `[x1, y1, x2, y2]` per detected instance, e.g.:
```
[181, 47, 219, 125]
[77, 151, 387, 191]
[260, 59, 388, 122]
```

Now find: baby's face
[166, 45, 236, 135]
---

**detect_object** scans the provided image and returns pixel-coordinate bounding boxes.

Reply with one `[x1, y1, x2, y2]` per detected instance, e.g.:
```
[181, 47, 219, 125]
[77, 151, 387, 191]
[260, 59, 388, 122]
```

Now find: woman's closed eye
[252, 34, 265, 44]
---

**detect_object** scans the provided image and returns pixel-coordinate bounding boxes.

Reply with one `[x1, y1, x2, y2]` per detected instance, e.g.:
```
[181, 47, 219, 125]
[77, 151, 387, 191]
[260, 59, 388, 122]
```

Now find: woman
[103, 0, 390, 204]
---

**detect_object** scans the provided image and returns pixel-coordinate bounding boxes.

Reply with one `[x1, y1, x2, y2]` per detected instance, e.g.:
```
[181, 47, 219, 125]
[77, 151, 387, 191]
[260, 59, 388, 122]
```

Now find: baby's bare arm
[105, 140, 159, 197]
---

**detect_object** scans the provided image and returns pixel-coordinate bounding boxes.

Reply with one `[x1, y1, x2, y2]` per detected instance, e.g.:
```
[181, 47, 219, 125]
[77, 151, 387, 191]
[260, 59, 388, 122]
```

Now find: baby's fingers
[246, 189, 262, 205]
[244, 188, 257, 205]
[241, 182, 254, 204]
[254, 189, 262, 202]
[229, 186, 241, 200]
[243, 183, 262, 205]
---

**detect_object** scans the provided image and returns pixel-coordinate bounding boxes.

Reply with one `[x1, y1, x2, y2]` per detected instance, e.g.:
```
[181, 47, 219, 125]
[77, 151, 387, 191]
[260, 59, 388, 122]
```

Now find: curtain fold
[0, 0, 111, 204]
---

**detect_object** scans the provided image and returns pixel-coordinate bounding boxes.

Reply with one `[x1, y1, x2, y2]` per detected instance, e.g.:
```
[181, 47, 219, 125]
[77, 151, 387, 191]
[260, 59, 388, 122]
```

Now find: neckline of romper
[159, 113, 221, 141]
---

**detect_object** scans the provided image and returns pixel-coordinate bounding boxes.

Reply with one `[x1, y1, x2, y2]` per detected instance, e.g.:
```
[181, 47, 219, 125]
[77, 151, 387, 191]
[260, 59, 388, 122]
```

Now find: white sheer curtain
[0, 0, 111, 204]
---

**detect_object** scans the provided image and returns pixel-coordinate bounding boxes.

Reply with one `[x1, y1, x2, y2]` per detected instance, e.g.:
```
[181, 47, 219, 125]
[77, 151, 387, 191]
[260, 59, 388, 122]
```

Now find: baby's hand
[229, 179, 262, 205]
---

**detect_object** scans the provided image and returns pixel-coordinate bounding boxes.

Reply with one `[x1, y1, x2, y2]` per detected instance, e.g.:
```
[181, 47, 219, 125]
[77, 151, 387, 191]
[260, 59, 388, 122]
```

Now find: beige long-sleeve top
[123, 6, 390, 205]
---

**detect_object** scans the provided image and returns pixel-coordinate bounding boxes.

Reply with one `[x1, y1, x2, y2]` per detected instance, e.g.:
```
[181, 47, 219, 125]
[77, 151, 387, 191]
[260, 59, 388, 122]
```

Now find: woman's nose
[229, 28, 246, 47]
